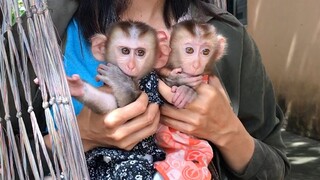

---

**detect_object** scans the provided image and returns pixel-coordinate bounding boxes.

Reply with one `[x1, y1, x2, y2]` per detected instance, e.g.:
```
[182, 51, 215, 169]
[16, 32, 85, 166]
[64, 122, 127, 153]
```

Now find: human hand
[77, 92, 160, 151]
[161, 76, 255, 172]
[161, 76, 237, 145]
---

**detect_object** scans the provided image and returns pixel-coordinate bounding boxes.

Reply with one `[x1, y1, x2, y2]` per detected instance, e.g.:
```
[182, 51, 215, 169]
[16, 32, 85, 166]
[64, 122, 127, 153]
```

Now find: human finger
[112, 105, 160, 150]
[160, 113, 193, 134]
[210, 76, 230, 102]
[160, 103, 196, 124]
[104, 92, 149, 127]
[112, 103, 159, 139]
[184, 83, 215, 111]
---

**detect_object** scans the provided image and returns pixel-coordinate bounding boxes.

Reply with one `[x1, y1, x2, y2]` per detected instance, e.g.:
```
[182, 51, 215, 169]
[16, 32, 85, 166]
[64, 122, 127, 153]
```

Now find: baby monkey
[67, 21, 169, 113]
[158, 20, 227, 108]
[155, 20, 227, 180]
[68, 21, 171, 179]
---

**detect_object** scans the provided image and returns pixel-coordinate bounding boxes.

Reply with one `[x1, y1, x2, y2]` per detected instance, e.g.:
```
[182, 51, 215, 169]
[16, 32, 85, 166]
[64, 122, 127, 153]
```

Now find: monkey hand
[67, 74, 86, 98]
[166, 68, 203, 88]
[171, 85, 197, 109]
[97, 63, 141, 107]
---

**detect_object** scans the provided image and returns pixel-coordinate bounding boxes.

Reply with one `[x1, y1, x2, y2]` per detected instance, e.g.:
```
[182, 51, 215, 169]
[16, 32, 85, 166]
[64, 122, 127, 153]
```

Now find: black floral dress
[85, 71, 165, 180]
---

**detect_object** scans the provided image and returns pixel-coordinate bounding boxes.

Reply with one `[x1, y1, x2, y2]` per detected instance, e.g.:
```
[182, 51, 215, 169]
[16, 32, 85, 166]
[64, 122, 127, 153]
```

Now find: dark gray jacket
[0, 0, 290, 179]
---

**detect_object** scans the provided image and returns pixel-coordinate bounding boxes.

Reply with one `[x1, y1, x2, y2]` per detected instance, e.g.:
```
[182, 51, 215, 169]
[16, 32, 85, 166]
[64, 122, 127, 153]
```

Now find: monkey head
[168, 20, 226, 76]
[91, 21, 169, 80]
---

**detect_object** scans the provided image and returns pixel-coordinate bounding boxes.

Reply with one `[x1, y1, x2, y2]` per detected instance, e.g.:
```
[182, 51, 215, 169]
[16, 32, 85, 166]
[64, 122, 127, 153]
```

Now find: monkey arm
[67, 74, 117, 114]
[75, 83, 117, 114]
[158, 80, 174, 104]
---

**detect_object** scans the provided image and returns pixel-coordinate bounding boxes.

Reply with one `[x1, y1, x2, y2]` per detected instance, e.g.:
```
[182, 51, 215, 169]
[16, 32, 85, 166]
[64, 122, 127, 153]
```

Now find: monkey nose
[128, 59, 136, 69]
[193, 60, 201, 69]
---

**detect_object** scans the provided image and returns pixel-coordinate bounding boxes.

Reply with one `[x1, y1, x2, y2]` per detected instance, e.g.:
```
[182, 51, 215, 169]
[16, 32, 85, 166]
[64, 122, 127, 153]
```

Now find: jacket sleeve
[207, 8, 290, 177]
[228, 26, 291, 179]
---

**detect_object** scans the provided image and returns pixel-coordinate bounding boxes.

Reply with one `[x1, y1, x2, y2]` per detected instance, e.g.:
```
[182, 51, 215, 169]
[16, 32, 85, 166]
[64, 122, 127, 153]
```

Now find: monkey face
[168, 20, 226, 77]
[116, 45, 149, 77]
[106, 31, 157, 79]
[177, 38, 214, 76]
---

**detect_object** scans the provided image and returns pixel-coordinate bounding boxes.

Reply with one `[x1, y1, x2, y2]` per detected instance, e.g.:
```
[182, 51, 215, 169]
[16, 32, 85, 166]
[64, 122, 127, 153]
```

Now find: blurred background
[216, 0, 320, 179]
[217, 0, 320, 140]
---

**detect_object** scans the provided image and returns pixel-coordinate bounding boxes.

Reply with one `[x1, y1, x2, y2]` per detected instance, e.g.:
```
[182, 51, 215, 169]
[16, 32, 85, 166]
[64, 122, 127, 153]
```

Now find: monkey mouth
[182, 69, 202, 76]
[184, 72, 202, 77]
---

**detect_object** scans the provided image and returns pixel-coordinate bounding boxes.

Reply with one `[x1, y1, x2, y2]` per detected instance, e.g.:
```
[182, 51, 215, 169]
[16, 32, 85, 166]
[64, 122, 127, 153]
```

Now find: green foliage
[11, 0, 25, 24]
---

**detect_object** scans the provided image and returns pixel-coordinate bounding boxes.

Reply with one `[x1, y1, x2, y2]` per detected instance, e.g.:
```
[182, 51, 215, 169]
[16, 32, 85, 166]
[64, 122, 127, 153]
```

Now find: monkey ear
[91, 34, 108, 61]
[213, 35, 227, 61]
[154, 31, 171, 69]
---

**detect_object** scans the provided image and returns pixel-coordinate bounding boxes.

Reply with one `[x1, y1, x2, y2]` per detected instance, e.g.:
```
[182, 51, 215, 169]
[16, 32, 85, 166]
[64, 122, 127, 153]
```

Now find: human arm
[160, 22, 290, 179]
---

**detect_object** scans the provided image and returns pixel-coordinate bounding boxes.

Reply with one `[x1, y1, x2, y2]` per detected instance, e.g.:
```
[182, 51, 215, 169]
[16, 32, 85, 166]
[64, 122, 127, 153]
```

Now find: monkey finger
[98, 63, 109, 69]
[95, 76, 100, 82]
[172, 89, 186, 108]
[177, 72, 192, 78]
[95, 75, 106, 84]
[171, 86, 178, 93]
[176, 99, 188, 109]
[181, 75, 202, 84]
[176, 87, 195, 108]
[172, 88, 182, 104]
[187, 80, 202, 88]
[71, 74, 81, 80]
[105, 63, 118, 70]
[97, 67, 109, 76]
[171, 67, 183, 74]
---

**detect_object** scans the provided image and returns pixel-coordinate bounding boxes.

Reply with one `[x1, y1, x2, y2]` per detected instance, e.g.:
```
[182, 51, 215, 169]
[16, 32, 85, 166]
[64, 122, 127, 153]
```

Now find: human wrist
[213, 114, 255, 173]
[82, 139, 98, 152]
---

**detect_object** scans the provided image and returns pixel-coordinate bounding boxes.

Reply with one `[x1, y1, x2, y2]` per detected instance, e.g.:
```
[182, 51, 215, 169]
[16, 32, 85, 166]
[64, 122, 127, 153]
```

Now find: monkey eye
[121, 47, 130, 55]
[136, 49, 145, 57]
[185, 47, 194, 54]
[202, 49, 210, 55]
